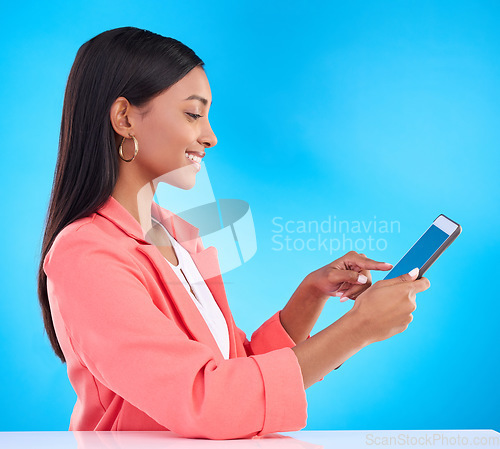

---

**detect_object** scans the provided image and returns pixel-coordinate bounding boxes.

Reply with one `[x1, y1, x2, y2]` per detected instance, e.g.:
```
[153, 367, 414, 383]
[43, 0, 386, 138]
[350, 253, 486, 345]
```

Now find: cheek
[140, 116, 194, 155]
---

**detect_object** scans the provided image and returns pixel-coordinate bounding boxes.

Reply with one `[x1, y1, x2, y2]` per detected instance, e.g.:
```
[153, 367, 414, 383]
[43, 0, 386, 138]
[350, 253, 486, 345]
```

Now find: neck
[111, 177, 157, 235]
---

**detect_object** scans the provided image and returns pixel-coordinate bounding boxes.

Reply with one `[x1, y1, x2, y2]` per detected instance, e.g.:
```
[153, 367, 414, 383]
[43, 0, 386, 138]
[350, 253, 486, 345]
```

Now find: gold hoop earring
[118, 135, 139, 162]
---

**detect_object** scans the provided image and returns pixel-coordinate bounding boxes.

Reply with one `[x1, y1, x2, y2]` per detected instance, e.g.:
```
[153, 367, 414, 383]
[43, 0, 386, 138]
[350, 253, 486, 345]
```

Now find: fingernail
[340, 297, 351, 302]
[408, 267, 419, 277]
[334, 292, 343, 297]
[358, 274, 368, 284]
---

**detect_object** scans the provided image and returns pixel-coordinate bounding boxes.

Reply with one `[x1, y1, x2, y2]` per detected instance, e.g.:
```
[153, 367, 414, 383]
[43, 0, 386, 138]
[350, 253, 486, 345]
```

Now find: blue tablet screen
[384, 225, 449, 279]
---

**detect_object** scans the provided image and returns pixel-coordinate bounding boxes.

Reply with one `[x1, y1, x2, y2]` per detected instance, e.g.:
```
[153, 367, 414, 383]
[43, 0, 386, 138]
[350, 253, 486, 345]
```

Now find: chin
[177, 178, 196, 190]
[155, 166, 197, 190]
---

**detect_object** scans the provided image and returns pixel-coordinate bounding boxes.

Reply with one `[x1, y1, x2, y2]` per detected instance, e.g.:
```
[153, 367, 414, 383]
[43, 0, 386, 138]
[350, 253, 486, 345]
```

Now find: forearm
[279, 279, 328, 344]
[291, 309, 369, 389]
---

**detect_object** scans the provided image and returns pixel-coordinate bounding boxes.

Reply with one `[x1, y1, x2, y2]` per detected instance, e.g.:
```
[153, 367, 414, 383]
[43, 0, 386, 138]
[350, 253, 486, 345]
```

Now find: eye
[186, 112, 204, 120]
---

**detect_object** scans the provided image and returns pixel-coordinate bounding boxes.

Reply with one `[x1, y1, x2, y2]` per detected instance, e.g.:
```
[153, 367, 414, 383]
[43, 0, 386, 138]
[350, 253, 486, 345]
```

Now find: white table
[0, 430, 498, 448]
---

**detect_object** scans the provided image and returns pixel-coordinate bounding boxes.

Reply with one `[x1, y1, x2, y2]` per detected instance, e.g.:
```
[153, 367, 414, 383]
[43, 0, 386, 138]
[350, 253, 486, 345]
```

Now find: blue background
[1, 0, 499, 432]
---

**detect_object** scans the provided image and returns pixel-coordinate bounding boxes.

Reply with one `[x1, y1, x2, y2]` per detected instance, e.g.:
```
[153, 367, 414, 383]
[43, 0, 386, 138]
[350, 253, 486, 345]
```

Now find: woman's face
[119, 66, 217, 190]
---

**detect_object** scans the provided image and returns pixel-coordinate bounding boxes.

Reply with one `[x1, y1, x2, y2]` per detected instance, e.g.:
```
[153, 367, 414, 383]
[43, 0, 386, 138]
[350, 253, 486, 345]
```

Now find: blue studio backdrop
[1, 0, 499, 432]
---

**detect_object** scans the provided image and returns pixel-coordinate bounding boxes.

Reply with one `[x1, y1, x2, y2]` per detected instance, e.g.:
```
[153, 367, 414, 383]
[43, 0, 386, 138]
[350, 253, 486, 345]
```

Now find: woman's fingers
[339, 268, 372, 301]
[327, 268, 372, 301]
[352, 256, 392, 271]
[327, 268, 368, 287]
[333, 251, 393, 272]
[334, 282, 348, 297]
[315, 252, 393, 301]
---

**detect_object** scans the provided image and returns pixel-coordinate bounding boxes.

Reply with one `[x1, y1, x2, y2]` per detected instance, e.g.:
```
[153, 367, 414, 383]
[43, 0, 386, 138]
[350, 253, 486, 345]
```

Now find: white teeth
[185, 153, 202, 163]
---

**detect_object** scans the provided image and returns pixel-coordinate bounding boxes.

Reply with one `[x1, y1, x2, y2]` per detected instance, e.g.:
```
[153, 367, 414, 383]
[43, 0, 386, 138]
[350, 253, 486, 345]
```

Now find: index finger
[345, 252, 394, 272]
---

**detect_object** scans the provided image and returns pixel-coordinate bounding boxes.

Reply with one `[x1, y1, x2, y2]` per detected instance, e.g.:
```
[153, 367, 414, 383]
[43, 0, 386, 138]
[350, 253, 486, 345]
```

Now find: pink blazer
[43, 195, 308, 439]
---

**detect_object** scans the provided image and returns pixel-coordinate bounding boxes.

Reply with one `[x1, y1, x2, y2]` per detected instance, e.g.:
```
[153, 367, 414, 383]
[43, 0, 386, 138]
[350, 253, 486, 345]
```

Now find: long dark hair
[37, 27, 204, 363]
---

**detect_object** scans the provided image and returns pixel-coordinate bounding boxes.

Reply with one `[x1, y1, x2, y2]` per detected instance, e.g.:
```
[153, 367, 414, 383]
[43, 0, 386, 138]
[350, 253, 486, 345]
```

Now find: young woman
[37, 27, 430, 440]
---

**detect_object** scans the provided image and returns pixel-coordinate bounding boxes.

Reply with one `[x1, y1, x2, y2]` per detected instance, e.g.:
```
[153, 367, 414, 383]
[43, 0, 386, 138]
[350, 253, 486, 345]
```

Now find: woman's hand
[348, 268, 431, 344]
[291, 267, 431, 389]
[303, 251, 393, 302]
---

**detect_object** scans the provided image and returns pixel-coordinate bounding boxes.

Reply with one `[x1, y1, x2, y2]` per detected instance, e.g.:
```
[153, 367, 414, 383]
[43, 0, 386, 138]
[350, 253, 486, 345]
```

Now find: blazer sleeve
[235, 311, 300, 356]
[234, 316, 326, 380]
[43, 228, 308, 440]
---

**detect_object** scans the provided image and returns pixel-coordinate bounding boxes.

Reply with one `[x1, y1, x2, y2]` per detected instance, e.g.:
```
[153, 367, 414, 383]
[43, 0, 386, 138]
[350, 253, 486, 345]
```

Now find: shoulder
[43, 213, 132, 276]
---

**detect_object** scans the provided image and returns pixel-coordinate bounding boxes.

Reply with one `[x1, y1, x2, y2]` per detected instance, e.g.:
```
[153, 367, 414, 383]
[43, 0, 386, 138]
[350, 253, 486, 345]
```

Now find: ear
[110, 97, 135, 139]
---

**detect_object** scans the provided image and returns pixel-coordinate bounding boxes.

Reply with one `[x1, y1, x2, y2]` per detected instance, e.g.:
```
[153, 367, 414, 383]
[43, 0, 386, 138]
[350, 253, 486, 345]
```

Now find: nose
[200, 120, 217, 149]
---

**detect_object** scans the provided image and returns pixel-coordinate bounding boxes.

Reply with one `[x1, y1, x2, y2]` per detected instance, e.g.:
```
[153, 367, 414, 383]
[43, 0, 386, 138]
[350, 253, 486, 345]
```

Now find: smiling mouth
[185, 152, 203, 163]
[185, 153, 202, 171]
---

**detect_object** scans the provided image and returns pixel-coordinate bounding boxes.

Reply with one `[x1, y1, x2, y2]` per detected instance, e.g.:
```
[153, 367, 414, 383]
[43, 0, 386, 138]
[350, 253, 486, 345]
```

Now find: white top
[152, 217, 230, 359]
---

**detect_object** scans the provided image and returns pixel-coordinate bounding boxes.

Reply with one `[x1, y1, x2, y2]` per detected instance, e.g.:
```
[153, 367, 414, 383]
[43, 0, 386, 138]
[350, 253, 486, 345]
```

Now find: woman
[37, 27, 430, 440]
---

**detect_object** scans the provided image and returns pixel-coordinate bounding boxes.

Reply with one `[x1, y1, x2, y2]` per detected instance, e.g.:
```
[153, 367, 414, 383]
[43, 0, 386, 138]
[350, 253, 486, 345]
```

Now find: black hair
[37, 27, 204, 363]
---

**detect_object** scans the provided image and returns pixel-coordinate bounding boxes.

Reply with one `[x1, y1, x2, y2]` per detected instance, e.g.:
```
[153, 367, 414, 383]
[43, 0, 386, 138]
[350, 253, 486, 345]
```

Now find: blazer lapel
[95, 196, 237, 359]
[150, 200, 239, 359]
[188, 248, 238, 359]
[136, 244, 239, 360]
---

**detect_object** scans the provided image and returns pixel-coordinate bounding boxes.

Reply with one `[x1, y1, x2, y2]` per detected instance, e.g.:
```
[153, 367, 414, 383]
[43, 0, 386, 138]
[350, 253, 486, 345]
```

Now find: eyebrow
[183, 94, 212, 107]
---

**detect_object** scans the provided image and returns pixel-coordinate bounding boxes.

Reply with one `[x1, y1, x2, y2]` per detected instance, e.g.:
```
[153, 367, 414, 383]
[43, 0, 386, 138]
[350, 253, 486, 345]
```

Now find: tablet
[383, 214, 462, 280]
